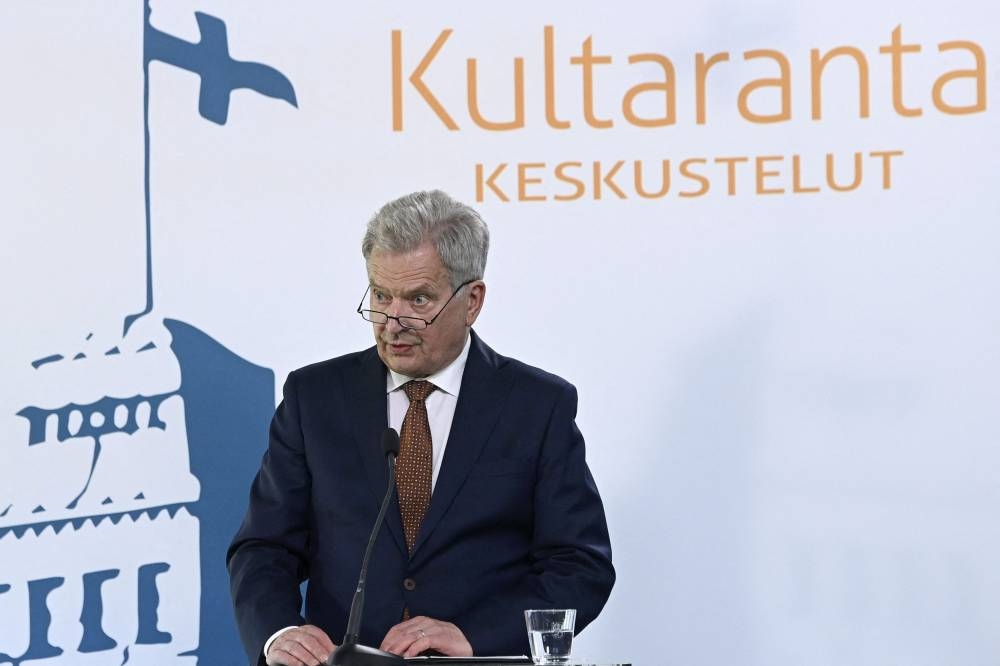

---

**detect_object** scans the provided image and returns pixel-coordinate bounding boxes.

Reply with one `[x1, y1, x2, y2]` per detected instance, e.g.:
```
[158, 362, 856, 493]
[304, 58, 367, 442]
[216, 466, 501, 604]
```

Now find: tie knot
[404, 380, 436, 402]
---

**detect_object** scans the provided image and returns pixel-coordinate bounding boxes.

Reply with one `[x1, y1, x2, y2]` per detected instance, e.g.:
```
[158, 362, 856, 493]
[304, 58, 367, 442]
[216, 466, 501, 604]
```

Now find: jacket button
[403, 577, 417, 591]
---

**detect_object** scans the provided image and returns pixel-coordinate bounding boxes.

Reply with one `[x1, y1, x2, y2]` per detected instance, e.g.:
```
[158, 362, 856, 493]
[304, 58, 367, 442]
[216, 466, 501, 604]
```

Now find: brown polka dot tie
[397, 380, 436, 554]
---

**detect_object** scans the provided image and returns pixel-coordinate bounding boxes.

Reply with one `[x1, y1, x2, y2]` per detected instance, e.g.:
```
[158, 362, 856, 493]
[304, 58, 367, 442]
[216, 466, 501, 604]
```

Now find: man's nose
[383, 302, 409, 333]
[384, 314, 406, 334]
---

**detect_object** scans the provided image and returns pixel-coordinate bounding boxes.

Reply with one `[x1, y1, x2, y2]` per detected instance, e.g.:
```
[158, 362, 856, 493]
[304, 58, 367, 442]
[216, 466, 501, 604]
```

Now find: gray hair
[362, 190, 489, 287]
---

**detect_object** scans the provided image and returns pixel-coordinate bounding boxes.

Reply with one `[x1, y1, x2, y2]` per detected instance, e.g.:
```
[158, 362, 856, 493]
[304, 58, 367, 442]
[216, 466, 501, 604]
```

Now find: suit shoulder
[474, 333, 575, 396]
[286, 346, 378, 386]
[498, 353, 576, 399]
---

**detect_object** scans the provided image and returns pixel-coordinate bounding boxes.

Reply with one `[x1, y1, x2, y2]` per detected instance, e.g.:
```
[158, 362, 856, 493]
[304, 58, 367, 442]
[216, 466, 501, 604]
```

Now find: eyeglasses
[357, 279, 475, 330]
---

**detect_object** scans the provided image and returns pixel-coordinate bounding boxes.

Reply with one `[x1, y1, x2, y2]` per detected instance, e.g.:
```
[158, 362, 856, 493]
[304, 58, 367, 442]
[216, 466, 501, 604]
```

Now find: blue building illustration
[0, 4, 296, 664]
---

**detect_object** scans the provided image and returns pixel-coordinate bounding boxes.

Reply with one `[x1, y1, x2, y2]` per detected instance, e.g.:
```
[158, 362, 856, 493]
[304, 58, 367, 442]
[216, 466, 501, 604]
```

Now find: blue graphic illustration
[79, 569, 120, 653]
[0, 3, 295, 664]
[168, 319, 276, 664]
[145, 11, 298, 126]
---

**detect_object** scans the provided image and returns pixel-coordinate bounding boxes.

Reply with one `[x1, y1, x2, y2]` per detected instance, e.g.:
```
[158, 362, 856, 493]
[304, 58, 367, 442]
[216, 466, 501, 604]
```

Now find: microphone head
[381, 428, 400, 458]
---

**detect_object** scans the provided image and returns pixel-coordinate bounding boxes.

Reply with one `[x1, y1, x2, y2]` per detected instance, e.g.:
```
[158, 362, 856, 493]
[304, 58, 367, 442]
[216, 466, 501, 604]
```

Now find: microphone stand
[327, 430, 405, 666]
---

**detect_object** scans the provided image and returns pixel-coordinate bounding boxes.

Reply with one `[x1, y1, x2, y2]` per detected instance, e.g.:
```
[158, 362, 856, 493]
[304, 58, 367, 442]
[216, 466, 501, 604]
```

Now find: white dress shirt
[385, 333, 470, 490]
[263, 334, 472, 658]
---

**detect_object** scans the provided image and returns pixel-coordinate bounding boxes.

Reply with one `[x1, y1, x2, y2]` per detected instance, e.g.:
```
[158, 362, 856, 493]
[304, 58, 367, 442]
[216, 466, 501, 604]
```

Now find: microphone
[327, 429, 405, 666]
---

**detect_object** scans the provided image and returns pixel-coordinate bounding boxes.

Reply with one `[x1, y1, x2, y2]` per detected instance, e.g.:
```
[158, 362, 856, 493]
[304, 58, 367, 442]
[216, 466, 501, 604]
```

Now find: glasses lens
[398, 317, 427, 330]
[361, 310, 388, 324]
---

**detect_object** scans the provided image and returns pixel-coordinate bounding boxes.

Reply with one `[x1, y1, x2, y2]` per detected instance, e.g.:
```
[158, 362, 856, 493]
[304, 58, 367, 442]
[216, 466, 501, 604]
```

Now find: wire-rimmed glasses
[356, 279, 474, 330]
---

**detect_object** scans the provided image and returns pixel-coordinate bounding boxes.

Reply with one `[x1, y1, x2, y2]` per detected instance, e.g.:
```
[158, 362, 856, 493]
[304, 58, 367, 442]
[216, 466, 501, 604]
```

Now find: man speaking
[227, 191, 615, 666]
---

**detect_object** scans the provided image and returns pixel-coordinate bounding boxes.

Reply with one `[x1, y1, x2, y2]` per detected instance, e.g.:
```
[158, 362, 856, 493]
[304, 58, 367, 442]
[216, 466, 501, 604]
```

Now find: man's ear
[465, 281, 486, 326]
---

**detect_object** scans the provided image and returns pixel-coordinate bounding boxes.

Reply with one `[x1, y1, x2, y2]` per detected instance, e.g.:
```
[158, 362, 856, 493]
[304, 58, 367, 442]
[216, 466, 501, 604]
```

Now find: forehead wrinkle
[368, 247, 448, 284]
[369, 265, 441, 284]
[368, 265, 447, 296]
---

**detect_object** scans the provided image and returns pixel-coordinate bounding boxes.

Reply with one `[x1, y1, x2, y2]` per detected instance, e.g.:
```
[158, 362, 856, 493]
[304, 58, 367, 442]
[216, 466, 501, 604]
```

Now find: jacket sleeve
[227, 371, 313, 665]
[454, 382, 615, 656]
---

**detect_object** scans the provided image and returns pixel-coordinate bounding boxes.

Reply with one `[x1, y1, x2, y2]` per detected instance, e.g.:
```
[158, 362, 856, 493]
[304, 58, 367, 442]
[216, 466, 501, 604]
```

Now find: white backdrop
[2, 1, 999, 664]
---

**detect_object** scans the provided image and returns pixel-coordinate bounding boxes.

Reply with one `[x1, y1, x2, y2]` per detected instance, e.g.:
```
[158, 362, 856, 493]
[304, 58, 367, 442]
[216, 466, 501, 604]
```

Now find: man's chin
[378, 347, 422, 376]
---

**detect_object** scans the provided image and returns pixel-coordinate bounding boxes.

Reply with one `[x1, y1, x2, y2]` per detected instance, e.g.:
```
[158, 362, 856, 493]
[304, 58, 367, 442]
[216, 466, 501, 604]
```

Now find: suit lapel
[350, 346, 407, 556]
[411, 331, 512, 561]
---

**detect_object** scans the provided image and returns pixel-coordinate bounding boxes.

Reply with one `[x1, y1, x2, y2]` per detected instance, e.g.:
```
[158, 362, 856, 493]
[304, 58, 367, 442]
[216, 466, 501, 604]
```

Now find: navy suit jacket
[227, 331, 614, 664]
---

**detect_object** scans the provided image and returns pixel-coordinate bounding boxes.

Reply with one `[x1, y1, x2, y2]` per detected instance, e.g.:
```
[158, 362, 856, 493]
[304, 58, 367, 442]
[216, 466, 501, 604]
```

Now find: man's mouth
[385, 339, 418, 354]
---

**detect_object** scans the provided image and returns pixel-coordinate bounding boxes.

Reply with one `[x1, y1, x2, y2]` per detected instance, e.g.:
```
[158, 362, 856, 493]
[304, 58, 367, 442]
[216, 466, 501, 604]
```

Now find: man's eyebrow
[369, 282, 438, 298]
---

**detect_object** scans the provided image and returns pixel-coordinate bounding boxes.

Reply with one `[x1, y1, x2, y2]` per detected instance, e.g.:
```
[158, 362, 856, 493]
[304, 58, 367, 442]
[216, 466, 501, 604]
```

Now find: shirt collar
[385, 333, 472, 397]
